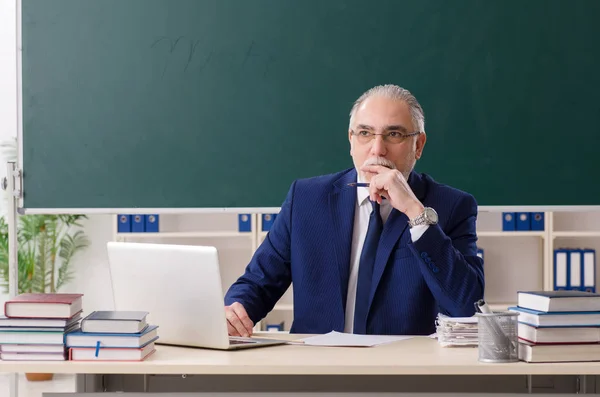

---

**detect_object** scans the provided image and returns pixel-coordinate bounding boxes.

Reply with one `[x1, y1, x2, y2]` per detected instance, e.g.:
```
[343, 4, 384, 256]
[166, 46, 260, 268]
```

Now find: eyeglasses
[350, 129, 421, 144]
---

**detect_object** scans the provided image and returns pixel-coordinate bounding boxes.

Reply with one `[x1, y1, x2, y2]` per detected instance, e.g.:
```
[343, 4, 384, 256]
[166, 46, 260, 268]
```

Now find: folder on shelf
[117, 215, 131, 233]
[261, 214, 277, 232]
[145, 215, 159, 233]
[569, 249, 582, 290]
[553, 249, 568, 290]
[530, 212, 544, 231]
[583, 249, 596, 293]
[516, 212, 531, 231]
[238, 214, 251, 232]
[502, 212, 516, 231]
[131, 215, 145, 233]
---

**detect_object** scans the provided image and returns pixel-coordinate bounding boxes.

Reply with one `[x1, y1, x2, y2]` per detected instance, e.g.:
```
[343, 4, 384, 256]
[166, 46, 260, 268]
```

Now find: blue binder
[516, 212, 531, 231]
[261, 213, 277, 232]
[238, 214, 251, 232]
[553, 249, 569, 290]
[131, 214, 145, 232]
[568, 249, 583, 291]
[583, 248, 596, 293]
[117, 214, 131, 233]
[502, 212, 516, 231]
[530, 212, 544, 231]
[145, 214, 159, 232]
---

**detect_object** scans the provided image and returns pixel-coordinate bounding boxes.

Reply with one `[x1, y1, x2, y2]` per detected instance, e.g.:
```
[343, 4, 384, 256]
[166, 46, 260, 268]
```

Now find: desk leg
[527, 375, 532, 394]
[143, 375, 148, 392]
[9, 373, 18, 397]
[578, 375, 587, 394]
[76, 374, 104, 392]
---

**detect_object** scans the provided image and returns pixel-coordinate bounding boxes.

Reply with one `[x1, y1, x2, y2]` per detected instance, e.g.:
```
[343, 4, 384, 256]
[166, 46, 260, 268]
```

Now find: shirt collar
[356, 171, 371, 207]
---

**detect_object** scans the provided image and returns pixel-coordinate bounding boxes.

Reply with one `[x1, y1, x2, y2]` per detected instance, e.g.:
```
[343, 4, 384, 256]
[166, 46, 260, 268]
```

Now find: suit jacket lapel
[329, 169, 357, 312]
[368, 171, 428, 309]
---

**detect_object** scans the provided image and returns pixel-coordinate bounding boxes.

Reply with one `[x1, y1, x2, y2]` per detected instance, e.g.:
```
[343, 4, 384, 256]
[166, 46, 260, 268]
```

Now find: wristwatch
[408, 207, 438, 228]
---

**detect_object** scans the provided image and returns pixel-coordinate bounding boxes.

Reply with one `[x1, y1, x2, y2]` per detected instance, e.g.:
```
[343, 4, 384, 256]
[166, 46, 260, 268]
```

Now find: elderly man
[224, 84, 484, 336]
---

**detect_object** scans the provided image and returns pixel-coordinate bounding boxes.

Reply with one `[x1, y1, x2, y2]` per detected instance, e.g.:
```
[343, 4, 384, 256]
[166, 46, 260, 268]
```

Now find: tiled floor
[0, 373, 76, 397]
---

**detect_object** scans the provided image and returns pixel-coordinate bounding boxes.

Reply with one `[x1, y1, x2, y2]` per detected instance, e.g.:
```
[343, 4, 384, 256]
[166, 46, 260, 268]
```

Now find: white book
[518, 322, 600, 344]
[65, 325, 158, 348]
[0, 331, 65, 345]
[517, 290, 600, 312]
[69, 342, 155, 361]
[0, 352, 66, 361]
[509, 306, 600, 327]
[519, 341, 600, 363]
[0, 344, 65, 353]
[0, 313, 81, 327]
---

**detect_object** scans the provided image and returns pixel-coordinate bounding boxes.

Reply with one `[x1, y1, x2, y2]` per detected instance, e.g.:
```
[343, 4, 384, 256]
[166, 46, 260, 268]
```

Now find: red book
[4, 293, 83, 319]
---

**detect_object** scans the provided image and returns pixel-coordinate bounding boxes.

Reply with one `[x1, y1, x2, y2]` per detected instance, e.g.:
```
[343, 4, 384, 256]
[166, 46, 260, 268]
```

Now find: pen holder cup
[476, 311, 519, 363]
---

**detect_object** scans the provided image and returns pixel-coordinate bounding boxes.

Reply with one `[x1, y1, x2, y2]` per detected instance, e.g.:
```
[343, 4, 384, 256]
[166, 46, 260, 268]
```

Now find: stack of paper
[434, 313, 478, 347]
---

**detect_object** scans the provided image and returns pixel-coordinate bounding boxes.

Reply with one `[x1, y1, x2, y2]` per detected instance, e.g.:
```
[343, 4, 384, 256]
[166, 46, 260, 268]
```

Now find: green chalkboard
[21, 0, 600, 209]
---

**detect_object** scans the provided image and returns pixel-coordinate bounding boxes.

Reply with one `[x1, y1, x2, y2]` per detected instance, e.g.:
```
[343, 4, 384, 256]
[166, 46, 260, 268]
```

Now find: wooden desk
[0, 335, 596, 394]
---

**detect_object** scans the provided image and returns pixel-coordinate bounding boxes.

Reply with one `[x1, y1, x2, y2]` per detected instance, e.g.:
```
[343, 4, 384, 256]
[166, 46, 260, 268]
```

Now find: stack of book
[509, 290, 600, 362]
[65, 311, 158, 361]
[434, 313, 478, 347]
[0, 293, 83, 361]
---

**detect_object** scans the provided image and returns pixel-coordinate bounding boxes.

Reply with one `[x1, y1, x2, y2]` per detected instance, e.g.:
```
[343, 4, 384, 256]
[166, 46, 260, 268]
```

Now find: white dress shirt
[343, 175, 429, 333]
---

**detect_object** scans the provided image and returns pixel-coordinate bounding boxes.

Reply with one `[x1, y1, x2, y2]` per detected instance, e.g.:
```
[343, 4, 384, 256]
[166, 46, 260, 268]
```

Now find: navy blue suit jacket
[224, 168, 484, 335]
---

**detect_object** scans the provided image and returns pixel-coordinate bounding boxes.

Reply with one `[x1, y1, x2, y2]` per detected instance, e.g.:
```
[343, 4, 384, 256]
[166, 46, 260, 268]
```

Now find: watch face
[425, 207, 438, 223]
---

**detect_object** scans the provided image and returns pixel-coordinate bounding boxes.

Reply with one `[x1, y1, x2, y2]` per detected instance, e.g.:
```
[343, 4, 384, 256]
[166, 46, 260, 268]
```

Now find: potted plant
[0, 138, 90, 380]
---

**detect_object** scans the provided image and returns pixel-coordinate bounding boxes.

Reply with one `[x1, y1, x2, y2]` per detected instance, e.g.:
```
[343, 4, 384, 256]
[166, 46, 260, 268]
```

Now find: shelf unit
[111, 210, 600, 332]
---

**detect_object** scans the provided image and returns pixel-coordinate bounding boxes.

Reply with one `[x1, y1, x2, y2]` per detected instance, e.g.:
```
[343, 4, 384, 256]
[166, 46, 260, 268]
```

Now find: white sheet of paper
[300, 331, 413, 347]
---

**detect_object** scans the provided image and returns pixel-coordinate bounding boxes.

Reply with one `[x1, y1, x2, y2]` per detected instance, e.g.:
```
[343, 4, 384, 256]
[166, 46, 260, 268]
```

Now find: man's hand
[225, 302, 254, 337]
[361, 165, 424, 220]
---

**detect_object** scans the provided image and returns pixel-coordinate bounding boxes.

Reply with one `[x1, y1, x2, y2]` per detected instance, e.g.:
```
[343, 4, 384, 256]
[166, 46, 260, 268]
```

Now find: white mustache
[363, 157, 396, 169]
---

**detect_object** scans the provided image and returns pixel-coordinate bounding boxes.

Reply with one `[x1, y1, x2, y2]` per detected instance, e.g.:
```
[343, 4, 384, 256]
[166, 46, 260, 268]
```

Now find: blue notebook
[508, 306, 600, 327]
[65, 324, 158, 348]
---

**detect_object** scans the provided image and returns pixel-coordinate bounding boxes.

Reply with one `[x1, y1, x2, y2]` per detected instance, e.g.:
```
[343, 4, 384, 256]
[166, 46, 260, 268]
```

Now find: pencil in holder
[475, 311, 519, 363]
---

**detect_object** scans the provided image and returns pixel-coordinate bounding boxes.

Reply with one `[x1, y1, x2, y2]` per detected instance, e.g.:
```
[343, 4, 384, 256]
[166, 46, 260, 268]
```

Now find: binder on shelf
[502, 212, 516, 231]
[516, 212, 531, 231]
[583, 249, 596, 293]
[530, 212, 544, 231]
[266, 321, 284, 332]
[261, 214, 277, 232]
[131, 214, 145, 233]
[238, 214, 251, 232]
[145, 215, 159, 233]
[117, 215, 131, 233]
[553, 249, 568, 290]
[569, 249, 582, 291]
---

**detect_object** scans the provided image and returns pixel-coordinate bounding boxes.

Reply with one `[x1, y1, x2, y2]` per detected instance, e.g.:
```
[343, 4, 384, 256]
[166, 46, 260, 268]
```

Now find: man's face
[348, 95, 426, 182]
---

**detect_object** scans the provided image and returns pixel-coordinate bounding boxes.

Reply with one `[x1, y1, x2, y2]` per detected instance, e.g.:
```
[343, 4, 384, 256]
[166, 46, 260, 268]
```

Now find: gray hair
[349, 84, 425, 132]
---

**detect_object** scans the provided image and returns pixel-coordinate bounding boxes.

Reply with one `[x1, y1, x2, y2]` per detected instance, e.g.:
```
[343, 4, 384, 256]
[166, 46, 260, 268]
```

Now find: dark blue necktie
[353, 200, 383, 334]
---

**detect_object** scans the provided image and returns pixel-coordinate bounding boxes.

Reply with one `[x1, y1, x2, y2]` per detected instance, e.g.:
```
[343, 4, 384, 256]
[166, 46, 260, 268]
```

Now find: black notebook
[81, 311, 148, 333]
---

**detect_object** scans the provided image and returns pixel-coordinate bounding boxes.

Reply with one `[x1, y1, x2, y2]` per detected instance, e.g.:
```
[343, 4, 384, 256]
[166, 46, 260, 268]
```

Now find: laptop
[106, 241, 287, 350]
